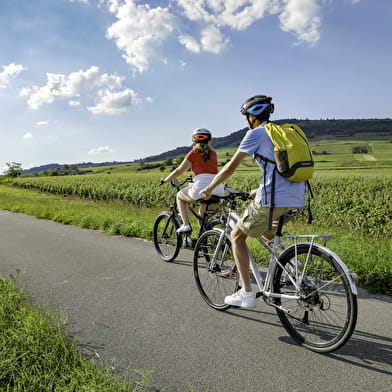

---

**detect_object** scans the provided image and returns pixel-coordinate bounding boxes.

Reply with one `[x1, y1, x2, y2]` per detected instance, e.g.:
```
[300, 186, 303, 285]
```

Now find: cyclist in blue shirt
[200, 95, 306, 308]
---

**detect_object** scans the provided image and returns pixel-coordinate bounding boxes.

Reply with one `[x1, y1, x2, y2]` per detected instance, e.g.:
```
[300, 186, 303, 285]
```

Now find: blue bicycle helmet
[240, 95, 274, 116]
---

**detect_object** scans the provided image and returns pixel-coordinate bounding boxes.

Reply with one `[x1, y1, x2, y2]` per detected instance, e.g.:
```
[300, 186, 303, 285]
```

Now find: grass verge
[0, 273, 156, 391]
[0, 185, 159, 239]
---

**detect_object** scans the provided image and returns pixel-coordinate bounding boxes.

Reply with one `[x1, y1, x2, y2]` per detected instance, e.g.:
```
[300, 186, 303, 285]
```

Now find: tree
[163, 157, 173, 166]
[5, 162, 23, 177]
[175, 156, 185, 166]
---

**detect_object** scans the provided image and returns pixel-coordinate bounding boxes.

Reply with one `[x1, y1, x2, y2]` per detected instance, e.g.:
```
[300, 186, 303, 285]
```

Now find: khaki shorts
[237, 202, 301, 238]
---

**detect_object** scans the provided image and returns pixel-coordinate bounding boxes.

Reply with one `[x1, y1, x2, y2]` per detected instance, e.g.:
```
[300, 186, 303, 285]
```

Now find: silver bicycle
[193, 187, 358, 353]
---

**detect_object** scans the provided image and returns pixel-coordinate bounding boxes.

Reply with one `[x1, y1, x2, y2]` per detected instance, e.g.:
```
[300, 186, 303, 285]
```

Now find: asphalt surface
[0, 210, 391, 392]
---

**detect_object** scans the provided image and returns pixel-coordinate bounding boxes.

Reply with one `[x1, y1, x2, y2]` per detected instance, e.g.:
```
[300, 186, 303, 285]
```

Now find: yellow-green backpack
[254, 122, 314, 229]
[255, 122, 314, 182]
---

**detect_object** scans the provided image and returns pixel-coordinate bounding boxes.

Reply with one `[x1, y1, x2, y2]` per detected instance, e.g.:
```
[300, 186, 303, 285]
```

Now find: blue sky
[0, 0, 391, 171]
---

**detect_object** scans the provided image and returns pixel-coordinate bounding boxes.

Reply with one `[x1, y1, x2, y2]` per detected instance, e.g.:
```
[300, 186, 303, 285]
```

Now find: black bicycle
[153, 176, 227, 262]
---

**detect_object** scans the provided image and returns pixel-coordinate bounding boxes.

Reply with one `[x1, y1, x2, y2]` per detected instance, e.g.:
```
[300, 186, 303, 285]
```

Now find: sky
[0, 0, 391, 172]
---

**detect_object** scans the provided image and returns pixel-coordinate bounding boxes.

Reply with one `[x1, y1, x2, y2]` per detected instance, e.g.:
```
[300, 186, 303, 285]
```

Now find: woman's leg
[198, 203, 207, 228]
[177, 192, 191, 226]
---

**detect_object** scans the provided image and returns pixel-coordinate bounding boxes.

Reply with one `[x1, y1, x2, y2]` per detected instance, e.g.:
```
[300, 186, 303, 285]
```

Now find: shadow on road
[323, 329, 392, 376]
[170, 254, 392, 377]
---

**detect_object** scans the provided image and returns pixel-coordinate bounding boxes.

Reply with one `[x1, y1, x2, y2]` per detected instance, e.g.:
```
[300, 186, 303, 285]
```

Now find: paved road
[0, 210, 391, 392]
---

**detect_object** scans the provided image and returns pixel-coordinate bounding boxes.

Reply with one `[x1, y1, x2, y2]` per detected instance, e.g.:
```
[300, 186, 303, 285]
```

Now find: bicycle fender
[280, 242, 358, 295]
[158, 211, 172, 218]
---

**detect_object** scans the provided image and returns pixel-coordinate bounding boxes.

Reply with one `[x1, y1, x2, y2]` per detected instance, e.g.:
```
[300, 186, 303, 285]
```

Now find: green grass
[0, 273, 157, 391]
[0, 185, 160, 239]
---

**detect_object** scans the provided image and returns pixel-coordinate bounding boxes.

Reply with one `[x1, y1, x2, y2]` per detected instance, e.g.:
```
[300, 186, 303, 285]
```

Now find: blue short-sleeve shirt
[238, 123, 306, 207]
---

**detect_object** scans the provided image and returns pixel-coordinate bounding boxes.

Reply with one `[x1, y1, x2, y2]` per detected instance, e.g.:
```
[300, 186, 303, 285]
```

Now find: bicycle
[153, 176, 227, 262]
[193, 187, 358, 353]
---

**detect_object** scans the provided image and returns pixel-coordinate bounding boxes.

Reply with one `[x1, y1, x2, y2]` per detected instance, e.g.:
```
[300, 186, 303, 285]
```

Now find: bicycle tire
[153, 213, 182, 262]
[193, 229, 239, 310]
[205, 216, 226, 231]
[272, 243, 358, 353]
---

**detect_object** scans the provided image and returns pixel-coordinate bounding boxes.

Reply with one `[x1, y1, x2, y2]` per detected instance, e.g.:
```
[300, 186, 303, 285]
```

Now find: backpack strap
[306, 180, 314, 224]
[253, 152, 274, 165]
[267, 167, 277, 230]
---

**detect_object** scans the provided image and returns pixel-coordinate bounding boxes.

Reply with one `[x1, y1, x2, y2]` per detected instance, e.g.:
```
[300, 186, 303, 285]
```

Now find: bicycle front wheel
[153, 213, 182, 262]
[272, 244, 358, 353]
[193, 229, 239, 310]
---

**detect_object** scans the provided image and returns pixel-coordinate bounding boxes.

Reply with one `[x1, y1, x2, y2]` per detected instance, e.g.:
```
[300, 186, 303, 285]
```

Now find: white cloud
[88, 145, 115, 155]
[278, 0, 321, 45]
[102, 1, 324, 73]
[105, 0, 177, 73]
[69, 100, 81, 107]
[351, 0, 361, 3]
[23, 132, 33, 140]
[87, 88, 140, 114]
[200, 25, 230, 54]
[36, 121, 48, 125]
[176, 0, 270, 31]
[179, 35, 201, 53]
[20, 66, 123, 109]
[0, 63, 26, 88]
[69, 0, 89, 3]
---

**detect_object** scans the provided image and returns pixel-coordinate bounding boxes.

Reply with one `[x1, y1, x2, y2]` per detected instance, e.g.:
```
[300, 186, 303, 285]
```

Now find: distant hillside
[24, 161, 132, 175]
[25, 118, 392, 172]
[140, 118, 392, 162]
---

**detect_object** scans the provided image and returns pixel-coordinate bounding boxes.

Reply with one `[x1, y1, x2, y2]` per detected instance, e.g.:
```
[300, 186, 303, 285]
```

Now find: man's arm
[201, 150, 248, 199]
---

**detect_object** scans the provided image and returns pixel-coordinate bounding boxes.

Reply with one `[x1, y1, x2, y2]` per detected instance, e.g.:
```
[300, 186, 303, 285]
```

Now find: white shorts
[179, 173, 225, 201]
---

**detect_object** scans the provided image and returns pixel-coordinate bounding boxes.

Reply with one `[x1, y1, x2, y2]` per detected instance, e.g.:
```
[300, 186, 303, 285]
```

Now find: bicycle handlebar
[223, 187, 250, 202]
[171, 175, 193, 189]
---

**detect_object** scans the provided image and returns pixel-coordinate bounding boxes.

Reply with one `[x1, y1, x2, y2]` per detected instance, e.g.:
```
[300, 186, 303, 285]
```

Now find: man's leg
[231, 225, 252, 292]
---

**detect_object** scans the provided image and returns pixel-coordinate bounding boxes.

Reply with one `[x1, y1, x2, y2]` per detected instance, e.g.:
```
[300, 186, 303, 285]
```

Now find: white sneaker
[176, 224, 192, 234]
[224, 289, 256, 308]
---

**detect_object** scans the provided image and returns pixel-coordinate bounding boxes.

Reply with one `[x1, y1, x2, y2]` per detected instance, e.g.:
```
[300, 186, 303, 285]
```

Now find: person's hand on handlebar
[249, 189, 258, 199]
[199, 187, 212, 200]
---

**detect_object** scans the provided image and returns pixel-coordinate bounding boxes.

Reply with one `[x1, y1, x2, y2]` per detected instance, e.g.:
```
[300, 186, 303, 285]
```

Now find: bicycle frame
[216, 203, 358, 308]
[194, 188, 359, 352]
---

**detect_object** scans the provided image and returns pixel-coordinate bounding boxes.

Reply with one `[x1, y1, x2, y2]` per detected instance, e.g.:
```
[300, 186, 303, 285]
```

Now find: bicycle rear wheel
[153, 213, 182, 262]
[272, 244, 357, 353]
[193, 229, 239, 310]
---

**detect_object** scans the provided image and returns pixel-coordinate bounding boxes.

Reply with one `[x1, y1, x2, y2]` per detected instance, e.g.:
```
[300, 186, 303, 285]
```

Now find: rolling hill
[25, 118, 392, 173]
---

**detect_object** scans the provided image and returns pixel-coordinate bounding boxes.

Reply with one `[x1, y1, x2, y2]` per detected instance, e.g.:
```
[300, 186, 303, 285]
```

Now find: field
[6, 139, 392, 236]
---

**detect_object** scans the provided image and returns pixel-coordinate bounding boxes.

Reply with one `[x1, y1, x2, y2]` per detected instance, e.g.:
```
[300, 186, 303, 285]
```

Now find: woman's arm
[161, 158, 192, 184]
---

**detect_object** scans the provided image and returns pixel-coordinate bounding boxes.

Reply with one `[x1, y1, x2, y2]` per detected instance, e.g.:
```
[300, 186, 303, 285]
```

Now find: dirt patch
[364, 154, 377, 161]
